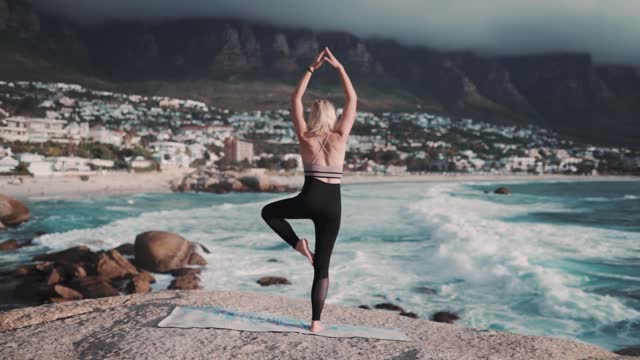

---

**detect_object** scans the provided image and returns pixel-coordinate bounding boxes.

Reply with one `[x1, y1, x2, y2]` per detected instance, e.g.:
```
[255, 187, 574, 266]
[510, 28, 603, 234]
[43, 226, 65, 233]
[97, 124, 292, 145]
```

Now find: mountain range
[1, 0, 639, 146]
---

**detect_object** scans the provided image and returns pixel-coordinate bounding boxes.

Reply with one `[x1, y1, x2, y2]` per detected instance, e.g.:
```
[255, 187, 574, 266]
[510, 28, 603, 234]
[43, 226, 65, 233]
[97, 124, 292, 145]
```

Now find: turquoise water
[1, 179, 639, 350]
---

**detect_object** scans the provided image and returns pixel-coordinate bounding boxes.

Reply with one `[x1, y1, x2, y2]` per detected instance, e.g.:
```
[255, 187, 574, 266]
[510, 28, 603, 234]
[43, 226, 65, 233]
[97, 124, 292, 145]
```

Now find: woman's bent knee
[261, 204, 272, 221]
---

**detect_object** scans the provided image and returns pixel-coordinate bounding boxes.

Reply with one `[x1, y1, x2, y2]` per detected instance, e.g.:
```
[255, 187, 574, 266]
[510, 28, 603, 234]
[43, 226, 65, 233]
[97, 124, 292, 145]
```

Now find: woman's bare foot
[295, 238, 314, 267]
[309, 320, 324, 332]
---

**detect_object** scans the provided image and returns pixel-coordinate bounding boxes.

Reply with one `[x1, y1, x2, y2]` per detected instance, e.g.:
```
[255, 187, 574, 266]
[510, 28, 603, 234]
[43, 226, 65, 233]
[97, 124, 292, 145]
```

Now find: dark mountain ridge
[1, 0, 639, 146]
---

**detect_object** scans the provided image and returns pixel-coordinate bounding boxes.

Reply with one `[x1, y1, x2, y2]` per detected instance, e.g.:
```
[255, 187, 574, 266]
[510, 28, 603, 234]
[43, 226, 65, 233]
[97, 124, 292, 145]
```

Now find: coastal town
[0, 80, 638, 178]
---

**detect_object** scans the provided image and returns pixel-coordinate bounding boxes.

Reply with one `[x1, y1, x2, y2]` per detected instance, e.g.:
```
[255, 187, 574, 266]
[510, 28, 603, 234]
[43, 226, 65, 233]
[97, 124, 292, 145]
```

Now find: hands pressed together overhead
[309, 47, 343, 71]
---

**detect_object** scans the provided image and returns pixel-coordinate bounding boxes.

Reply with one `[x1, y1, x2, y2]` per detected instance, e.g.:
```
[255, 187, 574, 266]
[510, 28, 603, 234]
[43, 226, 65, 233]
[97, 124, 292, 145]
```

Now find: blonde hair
[305, 99, 337, 137]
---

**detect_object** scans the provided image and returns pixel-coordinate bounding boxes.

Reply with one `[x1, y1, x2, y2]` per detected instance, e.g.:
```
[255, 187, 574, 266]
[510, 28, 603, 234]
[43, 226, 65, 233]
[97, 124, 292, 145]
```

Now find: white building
[148, 141, 191, 170]
[88, 125, 124, 146]
[130, 156, 154, 169]
[502, 156, 536, 172]
[0, 156, 19, 173]
[50, 156, 92, 172]
[13, 153, 53, 176]
[0, 116, 68, 143]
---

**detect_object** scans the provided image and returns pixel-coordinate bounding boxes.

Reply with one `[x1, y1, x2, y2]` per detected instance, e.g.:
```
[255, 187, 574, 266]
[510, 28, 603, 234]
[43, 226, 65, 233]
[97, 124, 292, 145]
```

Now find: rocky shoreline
[172, 168, 296, 193]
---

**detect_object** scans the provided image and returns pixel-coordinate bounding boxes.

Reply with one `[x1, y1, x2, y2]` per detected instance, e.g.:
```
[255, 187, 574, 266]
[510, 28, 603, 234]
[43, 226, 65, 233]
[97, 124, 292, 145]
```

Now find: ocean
[1, 179, 639, 351]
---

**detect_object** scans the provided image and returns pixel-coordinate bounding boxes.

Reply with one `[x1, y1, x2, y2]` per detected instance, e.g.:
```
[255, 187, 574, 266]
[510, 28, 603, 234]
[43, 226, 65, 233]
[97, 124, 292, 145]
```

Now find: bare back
[299, 131, 347, 184]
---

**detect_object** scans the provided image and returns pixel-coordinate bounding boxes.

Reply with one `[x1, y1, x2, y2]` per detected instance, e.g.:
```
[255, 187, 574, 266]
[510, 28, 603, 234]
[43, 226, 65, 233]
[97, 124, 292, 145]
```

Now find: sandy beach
[1, 169, 637, 201]
[0, 168, 194, 201]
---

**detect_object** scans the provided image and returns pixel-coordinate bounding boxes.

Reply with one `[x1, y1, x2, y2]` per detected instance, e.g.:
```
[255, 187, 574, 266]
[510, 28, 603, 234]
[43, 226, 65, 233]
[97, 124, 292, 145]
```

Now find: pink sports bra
[303, 134, 344, 180]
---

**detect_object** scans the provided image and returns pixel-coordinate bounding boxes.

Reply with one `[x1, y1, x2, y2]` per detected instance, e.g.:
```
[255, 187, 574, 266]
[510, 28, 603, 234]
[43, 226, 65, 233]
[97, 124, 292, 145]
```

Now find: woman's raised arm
[324, 48, 357, 137]
[291, 48, 327, 139]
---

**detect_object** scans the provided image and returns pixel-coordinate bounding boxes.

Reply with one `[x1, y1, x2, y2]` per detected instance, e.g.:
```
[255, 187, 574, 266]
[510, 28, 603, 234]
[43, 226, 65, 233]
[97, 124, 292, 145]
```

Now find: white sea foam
[402, 182, 639, 338]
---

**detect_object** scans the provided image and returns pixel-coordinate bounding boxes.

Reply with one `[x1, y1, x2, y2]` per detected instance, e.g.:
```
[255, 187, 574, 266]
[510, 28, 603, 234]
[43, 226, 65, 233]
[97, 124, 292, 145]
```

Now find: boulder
[170, 268, 201, 277]
[113, 243, 135, 256]
[239, 175, 272, 192]
[135, 270, 156, 284]
[399, 311, 419, 319]
[94, 250, 138, 279]
[413, 286, 437, 295]
[431, 311, 460, 324]
[134, 231, 194, 273]
[358, 305, 371, 310]
[14, 275, 49, 301]
[46, 266, 66, 285]
[494, 187, 511, 195]
[53, 284, 83, 300]
[168, 274, 202, 290]
[33, 245, 94, 265]
[256, 276, 291, 286]
[0, 194, 30, 228]
[62, 263, 87, 279]
[614, 347, 640, 356]
[126, 273, 152, 294]
[0, 239, 19, 251]
[15, 265, 37, 276]
[187, 252, 207, 266]
[69, 276, 120, 299]
[34, 261, 54, 273]
[374, 302, 406, 312]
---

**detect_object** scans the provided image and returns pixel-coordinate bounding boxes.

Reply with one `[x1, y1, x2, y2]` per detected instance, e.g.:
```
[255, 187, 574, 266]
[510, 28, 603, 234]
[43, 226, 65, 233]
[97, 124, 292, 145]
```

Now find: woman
[261, 46, 357, 332]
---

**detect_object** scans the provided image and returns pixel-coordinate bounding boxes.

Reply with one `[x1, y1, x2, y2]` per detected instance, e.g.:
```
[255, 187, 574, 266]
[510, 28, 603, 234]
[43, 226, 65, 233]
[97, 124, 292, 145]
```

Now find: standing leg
[261, 195, 310, 249]
[310, 215, 341, 323]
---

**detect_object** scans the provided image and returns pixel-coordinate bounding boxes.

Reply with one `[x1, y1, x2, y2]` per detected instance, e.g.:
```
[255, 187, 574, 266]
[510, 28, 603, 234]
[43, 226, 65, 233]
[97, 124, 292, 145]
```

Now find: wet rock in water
[63, 263, 87, 279]
[170, 268, 201, 277]
[33, 245, 94, 266]
[413, 286, 437, 295]
[135, 270, 156, 284]
[46, 266, 66, 286]
[134, 231, 195, 273]
[113, 243, 135, 256]
[399, 311, 419, 319]
[15, 265, 37, 276]
[256, 276, 291, 286]
[239, 175, 277, 192]
[127, 273, 152, 294]
[168, 274, 202, 290]
[14, 275, 49, 301]
[494, 187, 511, 195]
[93, 249, 138, 279]
[53, 284, 83, 301]
[358, 305, 371, 310]
[0, 194, 30, 228]
[35, 261, 54, 273]
[431, 311, 460, 324]
[614, 347, 640, 356]
[0, 239, 19, 251]
[374, 302, 406, 313]
[187, 252, 207, 266]
[69, 276, 120, 299]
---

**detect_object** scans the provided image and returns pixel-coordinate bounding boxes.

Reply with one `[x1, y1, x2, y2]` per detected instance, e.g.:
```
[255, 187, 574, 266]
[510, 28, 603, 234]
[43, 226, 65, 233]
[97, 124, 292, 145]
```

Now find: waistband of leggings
[304, 176, 341, 187]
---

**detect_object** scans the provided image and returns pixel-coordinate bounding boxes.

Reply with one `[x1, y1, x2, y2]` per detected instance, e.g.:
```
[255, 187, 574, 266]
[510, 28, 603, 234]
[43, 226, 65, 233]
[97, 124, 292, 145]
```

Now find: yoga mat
[158, 305, 412, 341]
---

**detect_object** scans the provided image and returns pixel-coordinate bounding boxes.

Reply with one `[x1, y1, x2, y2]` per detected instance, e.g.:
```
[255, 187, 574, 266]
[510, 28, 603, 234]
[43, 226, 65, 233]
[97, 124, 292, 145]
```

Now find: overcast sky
[29, 0, 640, 65]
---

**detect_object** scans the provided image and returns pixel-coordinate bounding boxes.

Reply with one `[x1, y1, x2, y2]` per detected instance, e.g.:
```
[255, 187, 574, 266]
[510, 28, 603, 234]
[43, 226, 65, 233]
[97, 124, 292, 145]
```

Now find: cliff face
[1, 0, 639, 145]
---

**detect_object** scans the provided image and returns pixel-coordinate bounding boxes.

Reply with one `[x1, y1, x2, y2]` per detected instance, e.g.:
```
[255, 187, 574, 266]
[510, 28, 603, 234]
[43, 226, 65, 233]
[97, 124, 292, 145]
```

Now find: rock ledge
[0, 290, 627, 360]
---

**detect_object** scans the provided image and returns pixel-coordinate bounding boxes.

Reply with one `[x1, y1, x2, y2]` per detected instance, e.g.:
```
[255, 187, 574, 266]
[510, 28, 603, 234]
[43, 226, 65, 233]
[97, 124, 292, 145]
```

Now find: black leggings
[261, 176, 341, 321]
